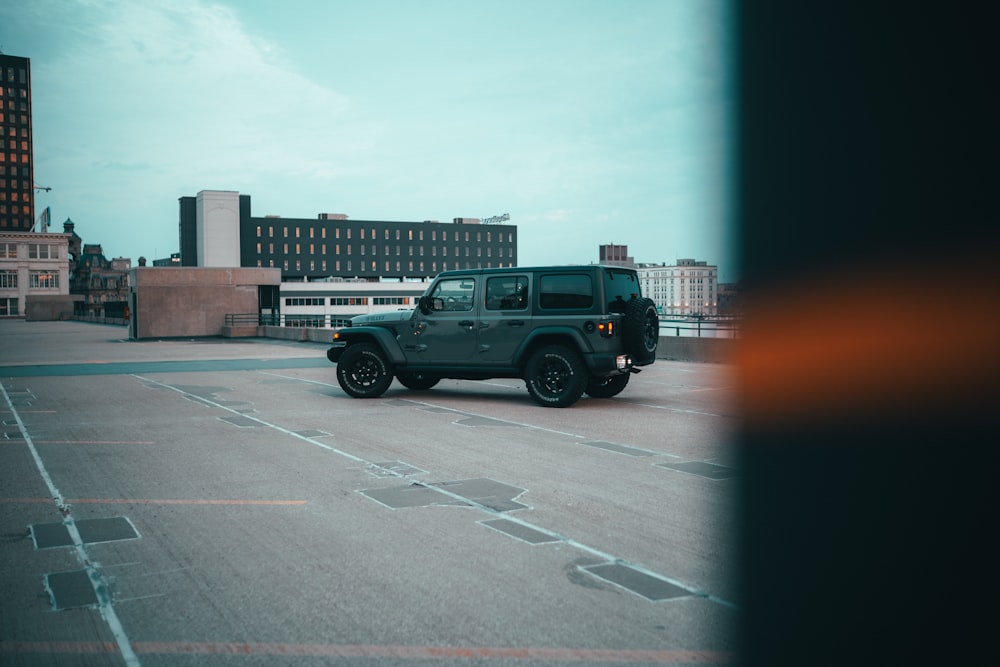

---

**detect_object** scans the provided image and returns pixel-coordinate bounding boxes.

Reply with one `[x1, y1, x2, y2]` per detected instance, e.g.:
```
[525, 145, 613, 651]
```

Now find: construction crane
[34, 183, 52, 192]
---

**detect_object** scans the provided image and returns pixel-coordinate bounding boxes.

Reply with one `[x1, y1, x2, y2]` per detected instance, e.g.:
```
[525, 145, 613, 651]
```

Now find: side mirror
[417, 295, 431, 315]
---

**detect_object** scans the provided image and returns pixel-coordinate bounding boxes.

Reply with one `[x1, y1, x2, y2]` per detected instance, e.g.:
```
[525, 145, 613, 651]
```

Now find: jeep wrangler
[325, 265, 658, 407]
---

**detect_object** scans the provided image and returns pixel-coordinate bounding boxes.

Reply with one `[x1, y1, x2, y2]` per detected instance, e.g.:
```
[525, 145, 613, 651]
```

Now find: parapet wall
[230, 324, 735, 364]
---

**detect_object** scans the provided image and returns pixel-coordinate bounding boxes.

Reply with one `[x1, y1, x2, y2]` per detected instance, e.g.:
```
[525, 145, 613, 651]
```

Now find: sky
[2, 0, 738, 281]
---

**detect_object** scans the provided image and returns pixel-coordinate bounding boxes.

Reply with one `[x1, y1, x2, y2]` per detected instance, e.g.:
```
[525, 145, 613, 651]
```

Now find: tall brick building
[0, 53, 34, 231]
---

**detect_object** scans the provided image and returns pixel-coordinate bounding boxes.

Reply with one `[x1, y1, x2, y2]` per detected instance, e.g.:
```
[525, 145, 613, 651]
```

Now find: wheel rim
[538, 357, 572, 395]
[349, 356, 383, 388]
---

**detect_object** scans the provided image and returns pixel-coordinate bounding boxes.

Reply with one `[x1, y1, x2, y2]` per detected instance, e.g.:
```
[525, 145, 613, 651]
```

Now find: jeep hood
[350, 309, 414, 326]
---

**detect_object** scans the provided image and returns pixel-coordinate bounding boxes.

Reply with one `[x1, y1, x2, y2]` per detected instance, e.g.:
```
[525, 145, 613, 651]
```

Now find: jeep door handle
[507, 320, 525, 327]
[458, 320, 475, 328]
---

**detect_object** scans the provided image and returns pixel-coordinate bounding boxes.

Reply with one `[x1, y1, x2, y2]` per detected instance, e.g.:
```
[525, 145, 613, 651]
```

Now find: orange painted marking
[0, 641, 735, 662]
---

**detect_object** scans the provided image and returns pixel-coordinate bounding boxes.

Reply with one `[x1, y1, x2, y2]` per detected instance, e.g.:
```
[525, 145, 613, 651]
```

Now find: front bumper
[326, 342, 346, 364]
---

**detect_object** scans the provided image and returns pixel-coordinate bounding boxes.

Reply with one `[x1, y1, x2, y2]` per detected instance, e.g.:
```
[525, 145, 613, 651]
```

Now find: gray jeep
[326, 265, 658, 407]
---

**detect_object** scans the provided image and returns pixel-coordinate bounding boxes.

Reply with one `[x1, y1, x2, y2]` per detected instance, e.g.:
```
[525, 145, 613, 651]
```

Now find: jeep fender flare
[512, 326, 592, 369]
[333, 326, 407, 365]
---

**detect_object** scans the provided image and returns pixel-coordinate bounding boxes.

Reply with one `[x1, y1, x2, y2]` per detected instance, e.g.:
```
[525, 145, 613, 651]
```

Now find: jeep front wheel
[336, 343, 393, 398]
[524, 345, 587, 408]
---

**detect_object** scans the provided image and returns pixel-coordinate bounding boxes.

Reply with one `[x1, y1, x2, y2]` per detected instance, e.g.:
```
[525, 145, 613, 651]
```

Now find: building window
[29, 272, 59, 289]
[0, 270, 16, 288]
[0, 297, 18, 316]
[0, 243, 17, 258]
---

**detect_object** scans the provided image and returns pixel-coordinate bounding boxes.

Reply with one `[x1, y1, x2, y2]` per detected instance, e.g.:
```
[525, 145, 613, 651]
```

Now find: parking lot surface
[1, 320, 740, 666]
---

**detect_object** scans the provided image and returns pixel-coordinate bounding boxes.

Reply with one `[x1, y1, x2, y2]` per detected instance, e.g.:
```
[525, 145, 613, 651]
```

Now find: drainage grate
[31, 517, 139, 549]
[656, 460, 739, 480]
[583, 563, 692, 601]
[295, 429, 331, 438]
[360, 478, 527, 512]
[579, 440, 660, 457]
[219, 415, 259, 428]
[481, 519, 559, 544]
[456, 416, 518, 427]
[361, 484, 466, 509]
[45, 570, 98, 610]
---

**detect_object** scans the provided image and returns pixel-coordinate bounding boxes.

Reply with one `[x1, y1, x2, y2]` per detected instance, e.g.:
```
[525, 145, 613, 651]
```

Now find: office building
[178, 190, 518, 281]
[0, 53, 34, 231]
[637, 258, 719, 316]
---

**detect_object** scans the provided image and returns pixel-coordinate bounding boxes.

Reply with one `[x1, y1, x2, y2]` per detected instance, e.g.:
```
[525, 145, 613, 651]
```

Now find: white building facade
[0, 231, 70, 316]
[637, 258, 718, 316]
[279, 277, 431, 328]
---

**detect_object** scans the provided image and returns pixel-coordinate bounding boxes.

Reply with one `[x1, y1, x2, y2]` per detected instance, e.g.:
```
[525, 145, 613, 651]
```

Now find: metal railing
[228, 312, 741, 338]
[225, 313, 356, 329]
[658, 315, 741, 338]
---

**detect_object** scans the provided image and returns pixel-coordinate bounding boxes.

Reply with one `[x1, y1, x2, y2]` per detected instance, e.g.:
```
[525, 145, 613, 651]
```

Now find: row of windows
[5, 67, 27, 85]
[0, 271, 60, 289]
[0, 153, 29, 163]
[256, 242, 510, 259]
[256, 224, 513, 244]
[284, 296, 413, 307]
[0, 85, 29, 98]
[0, 205, 31, 218]
[0, 243, 61, 259]
[0, 113, 30, 125]
[257, 259, 514, 274]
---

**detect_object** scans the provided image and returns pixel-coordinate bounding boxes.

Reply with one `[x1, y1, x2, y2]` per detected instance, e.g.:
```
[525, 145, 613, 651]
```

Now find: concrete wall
[655, 335, 736, 364]
[130, 267, 281, 339]
[24, 295, 82, 321]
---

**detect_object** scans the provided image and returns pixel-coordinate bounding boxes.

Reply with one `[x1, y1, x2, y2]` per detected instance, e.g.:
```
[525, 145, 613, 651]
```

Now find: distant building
[63, 219, 131, 317]
[178, 190, 518, 281]
[0, 229, 70, 317]
[599, 243, 635, 267]
[0, 54, 35, 232]
[637, 259, 719, 316]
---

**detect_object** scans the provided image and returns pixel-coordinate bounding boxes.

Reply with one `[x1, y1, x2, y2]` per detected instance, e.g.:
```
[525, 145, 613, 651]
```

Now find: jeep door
[404, 276, 480, 363]
[476, 273, 533, 366]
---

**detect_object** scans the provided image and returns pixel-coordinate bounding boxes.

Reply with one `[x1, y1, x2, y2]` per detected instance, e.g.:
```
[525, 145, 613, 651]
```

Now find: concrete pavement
[1, 319, 740, 666]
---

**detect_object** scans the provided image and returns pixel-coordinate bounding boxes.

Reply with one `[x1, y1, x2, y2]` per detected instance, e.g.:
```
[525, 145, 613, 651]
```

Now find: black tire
[585, 373, 630, 398]
[623, 297, 659, 364]
[524, 345, 587, 408]
[335, 343, 393, 398]
[395, 372, 440, 391]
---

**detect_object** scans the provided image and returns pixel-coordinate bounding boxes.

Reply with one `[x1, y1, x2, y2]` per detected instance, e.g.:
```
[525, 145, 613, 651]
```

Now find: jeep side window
[539, 274, 593, 309]
[429, 278, 475, 311]
[604, 269, 640, 312]
[485, 276, 528, 310]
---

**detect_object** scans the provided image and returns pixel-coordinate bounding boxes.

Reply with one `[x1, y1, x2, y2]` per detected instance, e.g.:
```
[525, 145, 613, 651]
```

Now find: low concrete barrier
[245, 325, 735, 364]
[655, 336, 736, 364]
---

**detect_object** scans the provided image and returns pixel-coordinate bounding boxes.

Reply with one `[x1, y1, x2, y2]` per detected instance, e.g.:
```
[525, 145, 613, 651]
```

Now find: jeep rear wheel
[336, 343, 393, 398]
[585, 373, 630, 398]
[524, 345, 587, 408]
[623, 297, 659, 364]
[396, 372, 440, 391]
